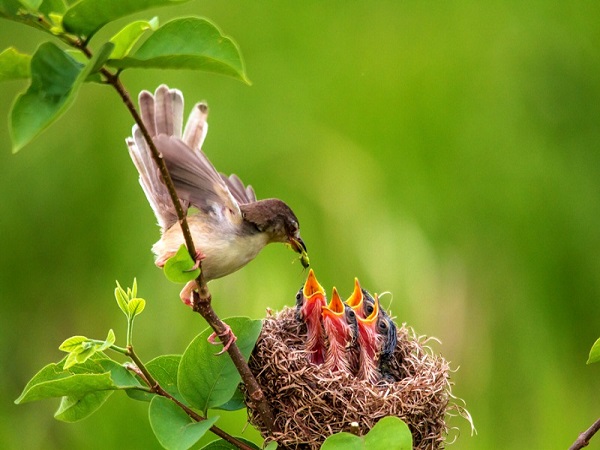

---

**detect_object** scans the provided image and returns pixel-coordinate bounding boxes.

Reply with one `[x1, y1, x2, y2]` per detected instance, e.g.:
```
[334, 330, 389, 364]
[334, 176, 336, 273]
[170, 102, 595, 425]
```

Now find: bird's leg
[187, 249, 205, 271]
[208, 324, 238, 355]
[179, 280, 197, 307]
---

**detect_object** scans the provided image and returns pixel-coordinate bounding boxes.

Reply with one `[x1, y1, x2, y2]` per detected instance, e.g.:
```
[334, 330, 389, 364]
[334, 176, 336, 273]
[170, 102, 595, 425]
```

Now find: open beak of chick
[345, 278, 365, 316]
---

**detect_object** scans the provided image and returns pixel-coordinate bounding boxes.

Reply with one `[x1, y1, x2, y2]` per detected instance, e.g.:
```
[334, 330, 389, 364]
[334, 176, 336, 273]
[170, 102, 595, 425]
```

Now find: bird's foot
[187, 250, 206, 271]
[179, 280, 197, 307]
[208, 323, 238, 355]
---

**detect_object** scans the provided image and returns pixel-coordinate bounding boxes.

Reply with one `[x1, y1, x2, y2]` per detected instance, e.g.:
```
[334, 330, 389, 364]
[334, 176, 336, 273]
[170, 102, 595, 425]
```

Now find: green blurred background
[2, 1, 600, 449]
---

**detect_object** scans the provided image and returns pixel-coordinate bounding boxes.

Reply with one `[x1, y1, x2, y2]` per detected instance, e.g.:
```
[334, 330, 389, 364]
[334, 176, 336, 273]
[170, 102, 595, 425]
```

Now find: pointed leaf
[264, 442, 278, 450]
[149, 396, 218, 450]
[321, 416, 412, 450]
[19, 0, 42, 10]
[0, 47, 31, 82]
[201, 438, 260, 450]
[15, 369, 115, 404]
[54, 389, 113, 422]
[163, 244, 200, 283]
[97, 329, 116, 352]
[59, 335, 88, 353]
[9, 41, 100, 152]
[109, 18, 158, 60]
[62, 0, 192, 38]
[587, 337, 600, 364]
[178, 317, 262, 414]
[109, 17, 249, 83]
[128, 298, 146, 317]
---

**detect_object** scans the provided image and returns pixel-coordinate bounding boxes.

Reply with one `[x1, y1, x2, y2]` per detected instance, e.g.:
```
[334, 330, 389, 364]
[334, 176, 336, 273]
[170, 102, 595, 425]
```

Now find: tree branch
[192, 278, 280, 434]
[97, 56, 280, 437]
[570, 417, 600, 450]
[127, 346, 256, 450]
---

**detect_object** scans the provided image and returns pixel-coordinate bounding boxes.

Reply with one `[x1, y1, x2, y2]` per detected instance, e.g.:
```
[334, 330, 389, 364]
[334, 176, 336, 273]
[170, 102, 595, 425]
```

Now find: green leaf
[59, 335, 88, 353]
[54, 390, 113, 422]
[128, 298, 146, 317]
[212, 387, 245, 412]
[9, 41, 99, 152]
[178, 317, 262, 414]
[149, 396, 218, 450]
[15, 368, 115, 404]
[163, 244, 200, 283]
[109, 18, 158, 60]
[321, 417, 412, 450]
[0, 0, 22, 19]
[264, 442, 278, 450]
[201, 438, 261, 450]
[115, 282, 129, 316]
[97, 329, 116, 352]
[108, 17, 249, 84]
[19, 0, 43, 11]
[0, 47, 31, 82]
[39, 0, 67, 16]
[62, 0, 192, 38]
[587, 337, 600, 364]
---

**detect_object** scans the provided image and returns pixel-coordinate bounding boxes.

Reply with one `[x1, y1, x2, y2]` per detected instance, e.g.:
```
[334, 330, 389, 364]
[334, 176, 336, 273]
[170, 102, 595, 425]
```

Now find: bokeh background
[2, 1, 600, 449]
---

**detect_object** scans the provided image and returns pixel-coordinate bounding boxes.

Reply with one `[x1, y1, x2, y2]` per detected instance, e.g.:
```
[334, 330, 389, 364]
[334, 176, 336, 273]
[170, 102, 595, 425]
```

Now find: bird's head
[346, 278, 365, 317]
[296, 269, 326, 321]
[322, 288, 358, 344]
[243, 198, 309, 268]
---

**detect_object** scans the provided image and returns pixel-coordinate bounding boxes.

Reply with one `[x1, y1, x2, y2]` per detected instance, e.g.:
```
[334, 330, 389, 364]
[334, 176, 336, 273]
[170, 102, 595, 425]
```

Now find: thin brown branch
[570, 417, 600, 450]
[107, 76, 279, 434]
[192, 278, 280, 435]
[67, 38, 278, 445]
[127, 347, 255, 450]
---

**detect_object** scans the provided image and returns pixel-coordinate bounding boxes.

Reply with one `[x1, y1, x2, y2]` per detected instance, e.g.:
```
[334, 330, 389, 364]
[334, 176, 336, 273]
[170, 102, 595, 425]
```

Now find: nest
[245, 307, 466, 450]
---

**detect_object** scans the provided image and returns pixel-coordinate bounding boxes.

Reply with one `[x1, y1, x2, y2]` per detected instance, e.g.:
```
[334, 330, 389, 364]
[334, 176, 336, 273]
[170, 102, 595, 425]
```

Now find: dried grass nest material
[245, 307, 469, 450]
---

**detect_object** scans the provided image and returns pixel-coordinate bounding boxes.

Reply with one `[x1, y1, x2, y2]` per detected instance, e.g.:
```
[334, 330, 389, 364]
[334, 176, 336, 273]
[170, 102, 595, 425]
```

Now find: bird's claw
[208, 323, 237, 355]
[186, 250, 205, 272]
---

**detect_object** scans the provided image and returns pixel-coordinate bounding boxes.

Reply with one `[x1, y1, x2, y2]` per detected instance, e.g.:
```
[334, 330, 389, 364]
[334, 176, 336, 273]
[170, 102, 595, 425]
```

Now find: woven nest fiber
[245, 307, 466, 450]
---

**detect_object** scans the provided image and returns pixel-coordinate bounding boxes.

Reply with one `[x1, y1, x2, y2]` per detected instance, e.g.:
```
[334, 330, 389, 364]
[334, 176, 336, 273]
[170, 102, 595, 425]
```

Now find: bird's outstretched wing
[127, 85, 250, 230]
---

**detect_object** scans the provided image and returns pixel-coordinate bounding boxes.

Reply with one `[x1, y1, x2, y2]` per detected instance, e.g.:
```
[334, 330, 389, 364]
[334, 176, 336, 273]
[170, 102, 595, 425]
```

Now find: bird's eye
[365, 304, 374, 315]
[378, 319, 388, 332]
[347, 310, 355, 319]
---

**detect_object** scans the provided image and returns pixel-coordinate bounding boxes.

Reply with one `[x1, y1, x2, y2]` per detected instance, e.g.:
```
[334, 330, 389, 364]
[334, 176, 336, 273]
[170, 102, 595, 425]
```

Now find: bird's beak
[345, 278, 364, 311]
[303, 268, 325, 298]
[289, 236, 310, 268]
[324, 287, 345, 315]
[357, 295, 379, 329]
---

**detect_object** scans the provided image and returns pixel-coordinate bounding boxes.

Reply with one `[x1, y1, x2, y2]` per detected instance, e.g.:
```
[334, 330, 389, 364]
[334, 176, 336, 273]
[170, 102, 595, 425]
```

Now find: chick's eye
[378, 320, 388, 331]
[347, 310, 355, 319]
[365, 304, 374, 315]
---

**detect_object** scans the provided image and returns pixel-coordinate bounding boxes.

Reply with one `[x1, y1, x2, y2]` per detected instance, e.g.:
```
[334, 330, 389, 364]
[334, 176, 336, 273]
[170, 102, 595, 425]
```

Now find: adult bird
[127, 85, 309, 309]
[296, 269, 327, 365]
[321, 287, 358, 374]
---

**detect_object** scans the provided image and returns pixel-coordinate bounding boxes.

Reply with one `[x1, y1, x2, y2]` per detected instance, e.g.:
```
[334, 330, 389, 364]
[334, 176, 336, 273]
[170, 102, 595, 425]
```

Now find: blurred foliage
[1, 1, 600, 449]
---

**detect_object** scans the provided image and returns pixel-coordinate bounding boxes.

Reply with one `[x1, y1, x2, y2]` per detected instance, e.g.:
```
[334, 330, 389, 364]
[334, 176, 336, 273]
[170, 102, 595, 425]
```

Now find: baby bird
[296, 269, 327, 365]
[321, 287, 358, 374]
